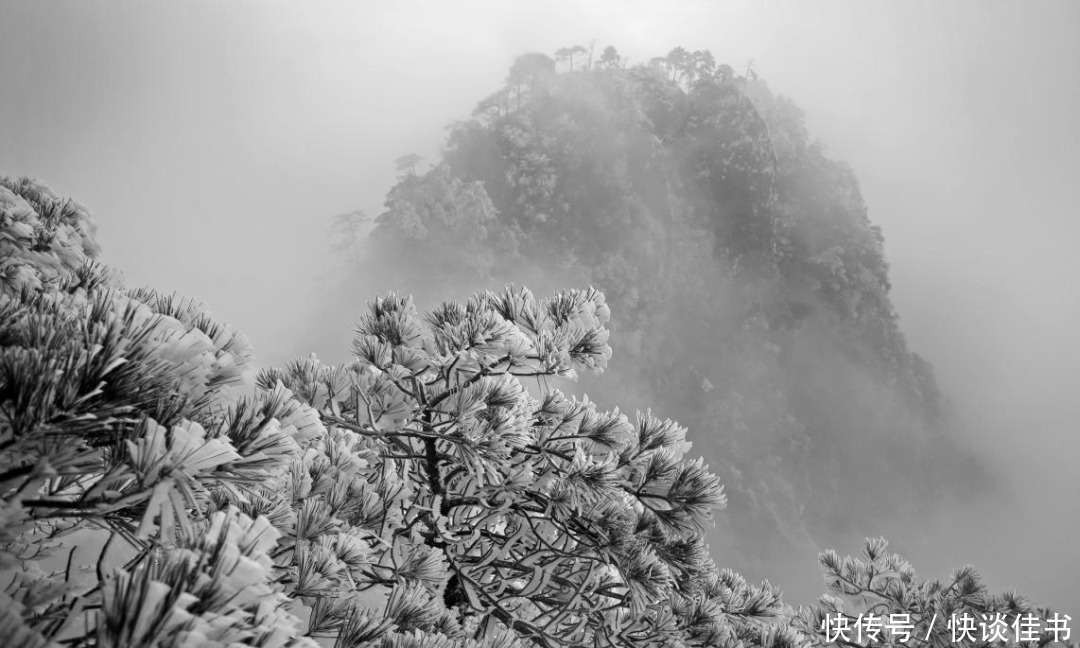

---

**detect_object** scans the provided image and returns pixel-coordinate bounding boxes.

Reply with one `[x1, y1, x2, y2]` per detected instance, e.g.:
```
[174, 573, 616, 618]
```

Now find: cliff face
[353, 50, 980, 584]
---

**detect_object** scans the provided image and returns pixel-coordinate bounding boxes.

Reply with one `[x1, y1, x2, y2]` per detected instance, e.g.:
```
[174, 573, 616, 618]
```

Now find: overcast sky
[2, 0, 1078, 612]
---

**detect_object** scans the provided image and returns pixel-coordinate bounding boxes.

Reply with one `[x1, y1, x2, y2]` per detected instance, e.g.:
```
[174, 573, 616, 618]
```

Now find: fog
[2, 0, 1077, 614]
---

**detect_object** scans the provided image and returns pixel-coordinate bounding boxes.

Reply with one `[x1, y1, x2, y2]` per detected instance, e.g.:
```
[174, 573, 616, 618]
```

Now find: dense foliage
[334, 47, 985, 579]
[0, 175, 789, 647]
[1, 169, 1074, 648]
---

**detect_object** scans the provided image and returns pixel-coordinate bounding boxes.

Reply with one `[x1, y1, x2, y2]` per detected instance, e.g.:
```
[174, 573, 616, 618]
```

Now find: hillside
[325, 47, 987, 589]
[2, 145, 1069, 647]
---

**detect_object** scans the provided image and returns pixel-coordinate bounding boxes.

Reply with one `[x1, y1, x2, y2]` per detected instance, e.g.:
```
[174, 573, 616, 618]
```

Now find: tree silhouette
[395, 154, 424, 178]
[555, 45, 588, 72]
[598, 46, 623, 71]
[507, 54, 556, 109]
[329, 210, 371, 272]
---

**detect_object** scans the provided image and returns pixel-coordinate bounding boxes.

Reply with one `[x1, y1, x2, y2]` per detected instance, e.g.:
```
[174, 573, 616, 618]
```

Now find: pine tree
[5, 167, 1075, 647]
[1, 177, 304, 647]
[2, 177, 796, 647]
[794, 538, 1077, 648]
[252, 285, 797, 648]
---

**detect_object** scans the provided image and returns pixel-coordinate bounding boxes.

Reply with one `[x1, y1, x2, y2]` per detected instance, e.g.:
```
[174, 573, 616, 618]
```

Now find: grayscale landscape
[1, 2, 1077, 647]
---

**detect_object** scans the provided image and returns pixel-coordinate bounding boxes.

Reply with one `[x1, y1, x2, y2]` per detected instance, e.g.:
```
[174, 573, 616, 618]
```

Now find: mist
[2, 0, 1077, 617]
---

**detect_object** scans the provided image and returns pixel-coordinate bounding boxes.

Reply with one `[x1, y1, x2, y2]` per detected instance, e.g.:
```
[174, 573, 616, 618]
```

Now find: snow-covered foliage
[1, 176, 792, 647]
[1, 176, 305, 647]
[0, 177, 101, 294]
[2, 163, 1074, 648]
